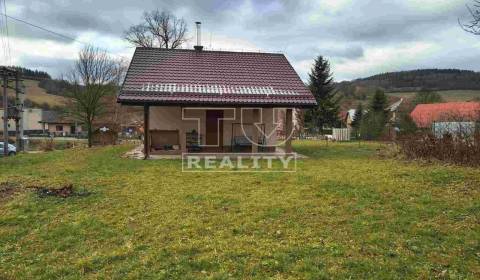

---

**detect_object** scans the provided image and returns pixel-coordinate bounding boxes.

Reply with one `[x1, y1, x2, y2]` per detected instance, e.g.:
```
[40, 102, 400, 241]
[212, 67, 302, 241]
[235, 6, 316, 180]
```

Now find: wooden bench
[232, 136, 266, 152]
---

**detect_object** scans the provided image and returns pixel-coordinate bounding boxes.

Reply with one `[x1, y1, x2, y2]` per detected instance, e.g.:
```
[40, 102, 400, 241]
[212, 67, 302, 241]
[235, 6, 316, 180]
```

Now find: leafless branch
[124, 25, 154, 47]
[124, 10, 189, 48]
[460, 0, 480, 35]
[64, 46, 125, 147]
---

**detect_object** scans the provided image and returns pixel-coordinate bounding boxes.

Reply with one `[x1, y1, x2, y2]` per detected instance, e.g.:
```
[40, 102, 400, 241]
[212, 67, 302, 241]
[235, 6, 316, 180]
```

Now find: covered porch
[142, 106, 294, 158]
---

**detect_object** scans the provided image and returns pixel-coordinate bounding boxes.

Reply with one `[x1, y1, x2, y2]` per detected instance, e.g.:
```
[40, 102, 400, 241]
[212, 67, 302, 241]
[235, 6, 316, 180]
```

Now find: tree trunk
[87, 123, 93, 148]
[285, 109, 293, 153]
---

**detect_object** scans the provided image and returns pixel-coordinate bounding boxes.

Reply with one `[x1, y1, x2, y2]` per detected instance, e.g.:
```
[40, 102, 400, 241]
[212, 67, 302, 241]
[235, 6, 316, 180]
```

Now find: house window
[56, 125, 63, 132]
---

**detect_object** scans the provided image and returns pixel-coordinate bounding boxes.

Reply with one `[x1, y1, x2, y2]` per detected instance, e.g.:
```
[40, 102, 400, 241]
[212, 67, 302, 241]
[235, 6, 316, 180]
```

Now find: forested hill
[9, 66, 51, 80]
[344, 69, 480, 92]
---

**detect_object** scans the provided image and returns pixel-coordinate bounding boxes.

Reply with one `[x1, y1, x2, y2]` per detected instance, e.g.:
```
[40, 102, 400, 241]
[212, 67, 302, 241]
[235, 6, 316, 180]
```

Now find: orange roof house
[410, 102, 480, 128]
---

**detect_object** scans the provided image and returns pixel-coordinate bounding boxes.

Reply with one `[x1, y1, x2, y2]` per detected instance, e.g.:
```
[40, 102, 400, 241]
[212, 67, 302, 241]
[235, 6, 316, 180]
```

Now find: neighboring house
[387, 98, 403, 124]
[39, 111, 82, 137]
[410, 102, 480, 136]
[0, 108, 43, 135]
[343, 109, 357, 129]
[117, 47, 316, 156]
[342, 98, 403, 129]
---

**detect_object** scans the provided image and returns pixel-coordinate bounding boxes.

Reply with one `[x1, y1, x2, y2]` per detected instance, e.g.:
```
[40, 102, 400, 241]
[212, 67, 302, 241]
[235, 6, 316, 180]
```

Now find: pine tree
[304, 56, 340, 132]
[359, 89, 388, 140]
[351, 103, 364, 129]
[398, 112, 417, 135]
[370, 89, 388, 113]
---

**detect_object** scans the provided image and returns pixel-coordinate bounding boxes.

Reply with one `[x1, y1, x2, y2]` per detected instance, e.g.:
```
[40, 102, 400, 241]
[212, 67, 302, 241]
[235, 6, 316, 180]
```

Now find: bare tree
[66, 46, 123, 147]
[124, 10, 188, 48]
[460, 0, 480, 35]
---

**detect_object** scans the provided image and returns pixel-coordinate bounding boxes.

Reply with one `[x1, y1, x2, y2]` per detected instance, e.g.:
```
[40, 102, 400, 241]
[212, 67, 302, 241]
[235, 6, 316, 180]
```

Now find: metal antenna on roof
[209, 32, 212, 50]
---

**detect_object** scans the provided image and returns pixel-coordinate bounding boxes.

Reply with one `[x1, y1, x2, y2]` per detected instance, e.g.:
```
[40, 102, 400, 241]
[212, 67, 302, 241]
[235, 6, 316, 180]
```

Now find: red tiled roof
[117, 48, 316, 107]
[410, 102, 480, 128]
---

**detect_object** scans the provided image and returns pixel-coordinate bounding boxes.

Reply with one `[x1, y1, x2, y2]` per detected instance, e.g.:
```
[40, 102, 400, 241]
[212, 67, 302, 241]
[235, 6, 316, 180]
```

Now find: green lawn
[0, 141, 479, 279]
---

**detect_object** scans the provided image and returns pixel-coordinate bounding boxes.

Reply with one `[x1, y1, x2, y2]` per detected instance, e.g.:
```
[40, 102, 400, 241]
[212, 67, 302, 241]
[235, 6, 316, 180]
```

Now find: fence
[332, 128, 351, 141]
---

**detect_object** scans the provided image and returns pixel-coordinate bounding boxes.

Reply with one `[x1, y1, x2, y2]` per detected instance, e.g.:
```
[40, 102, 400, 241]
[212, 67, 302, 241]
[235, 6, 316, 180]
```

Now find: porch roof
[117, 48, 317, 108]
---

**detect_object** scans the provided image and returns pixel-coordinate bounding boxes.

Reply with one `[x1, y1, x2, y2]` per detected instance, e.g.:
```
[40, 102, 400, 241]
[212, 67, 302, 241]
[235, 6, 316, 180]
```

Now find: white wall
[149, 107, 278, 146]
[0, 108, 43, 132]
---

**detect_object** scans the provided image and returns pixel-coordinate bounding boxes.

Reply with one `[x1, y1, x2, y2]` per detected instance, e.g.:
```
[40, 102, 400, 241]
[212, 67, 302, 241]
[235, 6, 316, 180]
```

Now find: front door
[206, 110, 223, 147]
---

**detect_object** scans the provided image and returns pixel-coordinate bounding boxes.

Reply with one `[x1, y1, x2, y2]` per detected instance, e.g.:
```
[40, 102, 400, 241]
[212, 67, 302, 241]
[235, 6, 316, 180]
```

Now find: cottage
[39, 111, 82, 137]
[117, 47, 316, 157]
[343, 109, 358, 129]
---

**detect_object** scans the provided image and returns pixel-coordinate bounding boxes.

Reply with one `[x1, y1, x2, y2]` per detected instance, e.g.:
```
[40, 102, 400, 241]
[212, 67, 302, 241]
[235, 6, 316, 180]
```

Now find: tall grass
[398, 130, 480, 166]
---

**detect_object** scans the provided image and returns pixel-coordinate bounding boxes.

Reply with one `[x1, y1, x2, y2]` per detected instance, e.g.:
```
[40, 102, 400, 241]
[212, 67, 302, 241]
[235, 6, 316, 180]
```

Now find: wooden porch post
[143, 104, 150, 159]
[179, 128, 187, 153]
[252, 108, 260, 153]
[285, 108, 293, 153]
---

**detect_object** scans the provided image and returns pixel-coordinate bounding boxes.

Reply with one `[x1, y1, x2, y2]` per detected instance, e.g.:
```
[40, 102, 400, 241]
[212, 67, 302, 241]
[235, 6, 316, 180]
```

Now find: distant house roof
[387, 98, 403, 112]
[117, 48, 317, 107]
[39, 111, 77, 124]
[347, 109, 356, 120]
[410, 102, 480, 128]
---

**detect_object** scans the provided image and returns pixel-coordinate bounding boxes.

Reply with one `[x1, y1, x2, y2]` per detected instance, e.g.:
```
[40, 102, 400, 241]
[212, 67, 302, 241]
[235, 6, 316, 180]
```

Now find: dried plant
[40, 138, 55, 152]
[397, 110, 480, 166]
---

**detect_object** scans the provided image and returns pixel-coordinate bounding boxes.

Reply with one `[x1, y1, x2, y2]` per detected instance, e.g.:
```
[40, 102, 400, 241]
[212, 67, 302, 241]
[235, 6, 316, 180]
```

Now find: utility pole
[1, 67, 21, 156]
[2, 73, 8, 156]
[14, 72, 22, 151]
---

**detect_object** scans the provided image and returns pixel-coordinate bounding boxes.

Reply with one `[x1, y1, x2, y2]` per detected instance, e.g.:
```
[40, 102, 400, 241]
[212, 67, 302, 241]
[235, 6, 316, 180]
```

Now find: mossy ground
[0, 141, 479, 279]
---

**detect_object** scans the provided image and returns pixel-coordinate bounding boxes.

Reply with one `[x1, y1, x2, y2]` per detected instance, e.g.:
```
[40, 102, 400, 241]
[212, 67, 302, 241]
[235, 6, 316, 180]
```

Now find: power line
[0, 12, 89, 45]
[0, 12, 133, 61]
[0, 0, 8, 64]
[2, 0, 11, 65]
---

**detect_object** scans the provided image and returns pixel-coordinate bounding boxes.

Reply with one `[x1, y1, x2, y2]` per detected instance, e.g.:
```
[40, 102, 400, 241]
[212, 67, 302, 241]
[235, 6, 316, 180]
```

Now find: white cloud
[196, 33, 261, 52]
[404, 0, 464, 12]
[2, 0, 480, 82]
[333, 42, 440, 80]
[0, 31, 134, 77]
[308, 0, 353, 23]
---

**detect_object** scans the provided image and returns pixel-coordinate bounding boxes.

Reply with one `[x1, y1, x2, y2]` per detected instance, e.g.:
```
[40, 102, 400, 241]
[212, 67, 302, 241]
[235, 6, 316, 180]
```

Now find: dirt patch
[29, 184, 92, 198]
[0, 182, 21, 204]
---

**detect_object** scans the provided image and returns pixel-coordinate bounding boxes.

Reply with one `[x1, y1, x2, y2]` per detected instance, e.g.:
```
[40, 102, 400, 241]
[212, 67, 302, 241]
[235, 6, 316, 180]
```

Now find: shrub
[40, 138, 55, 152]
[397, 130, 480, 166]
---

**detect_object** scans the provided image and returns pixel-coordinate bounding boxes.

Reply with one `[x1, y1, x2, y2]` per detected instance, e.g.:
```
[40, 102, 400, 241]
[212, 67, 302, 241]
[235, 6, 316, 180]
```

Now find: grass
[27, 138, 88, 151]
[0, 141, 479, 279]
[387, 90, 480, 102]
[7, 79, 68, 108]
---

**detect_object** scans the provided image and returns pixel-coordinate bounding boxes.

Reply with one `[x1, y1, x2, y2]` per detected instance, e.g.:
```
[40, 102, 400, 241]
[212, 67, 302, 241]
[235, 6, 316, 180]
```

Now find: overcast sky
[1, 0, 479, 81]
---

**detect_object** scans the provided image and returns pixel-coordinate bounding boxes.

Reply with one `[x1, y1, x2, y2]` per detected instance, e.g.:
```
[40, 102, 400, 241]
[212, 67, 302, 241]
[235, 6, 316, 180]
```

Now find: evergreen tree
[304, 56, 340, 132]
[370, 89, 388, 113]
[359, 89, 388, 140]
[359, 112, 385, 140]
[351, 103, 364, 129]
[397, 112, 417, 135]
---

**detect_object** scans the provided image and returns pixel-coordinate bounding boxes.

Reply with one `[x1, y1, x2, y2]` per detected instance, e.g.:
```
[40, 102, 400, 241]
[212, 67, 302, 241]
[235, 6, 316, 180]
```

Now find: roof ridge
[135, 47, 285, 56]
[416, 101, 480, 107]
